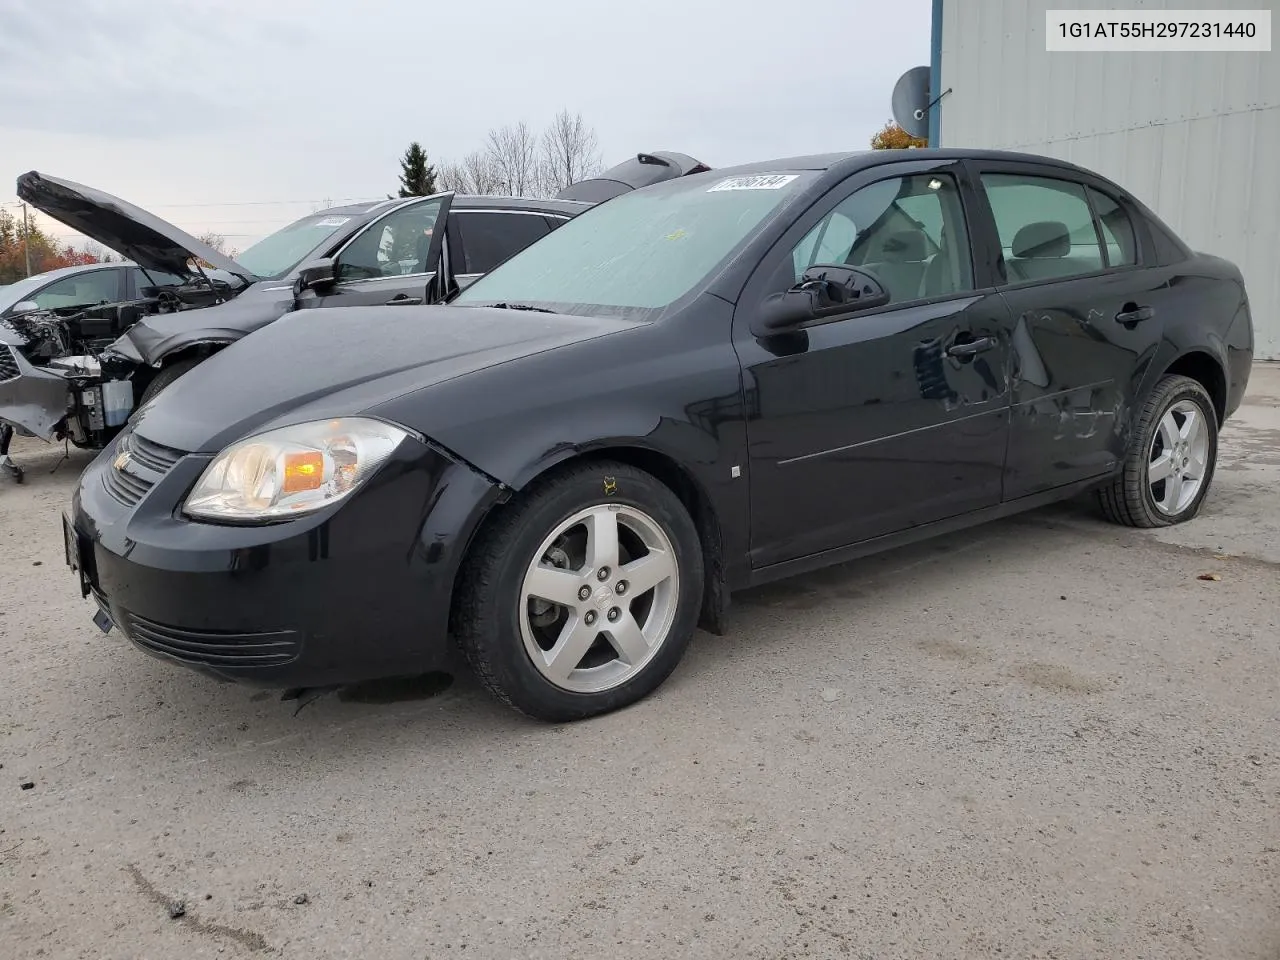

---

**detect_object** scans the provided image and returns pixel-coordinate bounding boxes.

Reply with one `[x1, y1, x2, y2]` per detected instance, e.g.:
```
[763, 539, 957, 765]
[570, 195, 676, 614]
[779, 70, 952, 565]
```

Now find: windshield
[454, 171, 816, 318]
[234, 210, 366, 280]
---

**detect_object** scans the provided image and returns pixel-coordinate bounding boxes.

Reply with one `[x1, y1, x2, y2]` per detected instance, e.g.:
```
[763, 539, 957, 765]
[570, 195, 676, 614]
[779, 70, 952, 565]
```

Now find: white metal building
[932, 0, 1279, 359]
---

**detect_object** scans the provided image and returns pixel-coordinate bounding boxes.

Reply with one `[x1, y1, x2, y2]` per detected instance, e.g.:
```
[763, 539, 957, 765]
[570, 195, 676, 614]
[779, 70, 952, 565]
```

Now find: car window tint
[337, 198, 445, 282]
[456, 212, 551, 274]
[1087, 187, 1138, 267]
[788, 173, 973, 305]
[981, 173, 1104, 283]
[132, 268, 187, 292]
[32, 270, 120, 309]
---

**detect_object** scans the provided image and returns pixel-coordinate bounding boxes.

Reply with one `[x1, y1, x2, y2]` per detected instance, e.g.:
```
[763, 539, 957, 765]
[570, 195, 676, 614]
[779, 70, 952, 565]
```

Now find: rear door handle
[385, 295, 423, 306]
[946, 336, 996, 358]
[1115, 304, 1154, 324]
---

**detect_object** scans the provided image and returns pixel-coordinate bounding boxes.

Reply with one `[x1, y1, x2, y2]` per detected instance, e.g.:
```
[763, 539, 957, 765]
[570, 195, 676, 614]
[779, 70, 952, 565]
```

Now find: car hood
[129, 304, 636, 454]
[108, 281, 295, 366]
[16, 171, 256, 283]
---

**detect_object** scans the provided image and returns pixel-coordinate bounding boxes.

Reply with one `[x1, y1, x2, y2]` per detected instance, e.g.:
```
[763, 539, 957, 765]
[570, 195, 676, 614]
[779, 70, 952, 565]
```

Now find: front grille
[0, 345, 18, 382]
[101, 430, 188, 507]
[126, 433, 185, 472]
[102, 463, 153, 506]
[122, 612, 301, 668]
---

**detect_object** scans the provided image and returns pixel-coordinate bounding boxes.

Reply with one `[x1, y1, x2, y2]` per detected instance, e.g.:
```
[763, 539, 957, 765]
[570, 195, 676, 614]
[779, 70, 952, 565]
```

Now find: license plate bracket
[62, 513, 91, 599]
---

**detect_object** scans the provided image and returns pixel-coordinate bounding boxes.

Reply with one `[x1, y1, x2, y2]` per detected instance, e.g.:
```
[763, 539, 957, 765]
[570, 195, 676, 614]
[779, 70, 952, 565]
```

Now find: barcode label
[707, 174, 798, 192]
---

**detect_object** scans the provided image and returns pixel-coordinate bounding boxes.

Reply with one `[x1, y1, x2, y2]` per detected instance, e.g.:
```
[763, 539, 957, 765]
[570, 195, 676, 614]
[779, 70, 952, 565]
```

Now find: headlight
[184, 417, 409, 522]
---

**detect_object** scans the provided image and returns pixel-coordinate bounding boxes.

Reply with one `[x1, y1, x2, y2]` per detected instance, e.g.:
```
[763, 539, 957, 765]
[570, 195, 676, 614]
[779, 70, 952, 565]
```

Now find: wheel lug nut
[597, 567, 610, 581]
[607, 607, 621, 622]
[578, 585, 591, 601]
[615, 580, 628, 595]
[584, 610, 597, 626]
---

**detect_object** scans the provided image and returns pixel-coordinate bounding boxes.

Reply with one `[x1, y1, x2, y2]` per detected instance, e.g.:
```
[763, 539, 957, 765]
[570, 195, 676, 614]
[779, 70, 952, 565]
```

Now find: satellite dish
[891, 65, 931, 140]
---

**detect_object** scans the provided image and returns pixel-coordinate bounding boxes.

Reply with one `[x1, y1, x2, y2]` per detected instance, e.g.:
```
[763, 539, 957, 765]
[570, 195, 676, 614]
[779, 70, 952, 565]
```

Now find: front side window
[455, 212, 551, 275]
[981, 173, 1105, 283]
[336, 198, 445, 282]
[454, 171, 817, 318]
[32, 270, 120, 310]
[132, 267, 187, 292]
[786, 173, 973, 305]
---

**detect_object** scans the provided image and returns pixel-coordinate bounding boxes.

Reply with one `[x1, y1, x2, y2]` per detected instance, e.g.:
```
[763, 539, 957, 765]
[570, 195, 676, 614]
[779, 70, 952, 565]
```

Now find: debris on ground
[168, 900, 186, 919]
[19, 781, 34, 791]
[294, 893, 309, 905]
[1197, 572, 1222, 582]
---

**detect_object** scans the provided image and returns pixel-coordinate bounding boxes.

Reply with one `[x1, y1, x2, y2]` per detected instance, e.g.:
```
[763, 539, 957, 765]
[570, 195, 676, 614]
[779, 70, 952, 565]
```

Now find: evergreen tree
[397, 142, 438, 197]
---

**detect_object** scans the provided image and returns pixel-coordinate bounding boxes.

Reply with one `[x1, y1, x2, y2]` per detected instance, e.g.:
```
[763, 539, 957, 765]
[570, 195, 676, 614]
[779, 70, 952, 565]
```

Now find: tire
[139, 357, 203, 406]
[452, 460, 704, 722]
[1096, 374, 1218, 528]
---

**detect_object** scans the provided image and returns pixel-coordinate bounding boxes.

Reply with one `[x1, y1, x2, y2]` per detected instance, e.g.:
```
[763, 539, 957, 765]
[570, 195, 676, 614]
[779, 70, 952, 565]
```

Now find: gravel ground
[2, 364, 1278, 960]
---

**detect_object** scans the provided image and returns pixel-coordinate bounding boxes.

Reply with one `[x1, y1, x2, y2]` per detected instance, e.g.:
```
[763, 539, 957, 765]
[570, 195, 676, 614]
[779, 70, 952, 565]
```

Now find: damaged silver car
[2, 153, 709, 480]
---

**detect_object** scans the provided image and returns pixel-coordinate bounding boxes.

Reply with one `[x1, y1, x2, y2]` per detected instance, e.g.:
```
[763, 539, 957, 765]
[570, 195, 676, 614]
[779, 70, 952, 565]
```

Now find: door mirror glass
[751, 264, 889, 336]
[295, 257, 337, 293]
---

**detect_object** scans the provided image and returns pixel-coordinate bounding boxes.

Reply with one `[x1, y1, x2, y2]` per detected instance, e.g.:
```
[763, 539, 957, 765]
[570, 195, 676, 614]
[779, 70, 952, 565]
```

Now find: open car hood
[16, 171, 257, 283]
[555, 151, 712, 202]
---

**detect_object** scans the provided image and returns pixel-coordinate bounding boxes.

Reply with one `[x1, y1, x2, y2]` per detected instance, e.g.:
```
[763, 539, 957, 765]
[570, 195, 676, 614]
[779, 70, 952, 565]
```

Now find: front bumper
[0, 344, 72, 440]
[67, 429, 501, 688]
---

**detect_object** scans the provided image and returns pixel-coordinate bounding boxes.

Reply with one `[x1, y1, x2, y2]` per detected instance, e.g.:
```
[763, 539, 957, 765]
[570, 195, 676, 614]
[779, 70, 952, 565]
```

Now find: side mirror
[12, 300, 39, 316]
[749, 264, 889, 336]
[294, 257, 337, 294]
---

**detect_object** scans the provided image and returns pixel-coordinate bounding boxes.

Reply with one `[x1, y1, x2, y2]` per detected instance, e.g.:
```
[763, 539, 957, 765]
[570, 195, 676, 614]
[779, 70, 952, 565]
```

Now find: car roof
[702, 148, 1111, 182]
[452, 195, 591, 216]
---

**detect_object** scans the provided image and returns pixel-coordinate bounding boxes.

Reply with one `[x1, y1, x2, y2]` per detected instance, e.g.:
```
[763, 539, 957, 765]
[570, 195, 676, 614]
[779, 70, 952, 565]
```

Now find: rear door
[304, 192, 453, 309]
[450, 209, 562, 291]
[965, 160, 1167, 499]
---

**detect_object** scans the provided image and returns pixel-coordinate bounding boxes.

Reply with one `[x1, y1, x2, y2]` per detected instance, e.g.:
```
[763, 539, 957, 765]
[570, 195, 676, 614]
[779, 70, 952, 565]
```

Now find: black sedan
[65, 148, 1254, 722]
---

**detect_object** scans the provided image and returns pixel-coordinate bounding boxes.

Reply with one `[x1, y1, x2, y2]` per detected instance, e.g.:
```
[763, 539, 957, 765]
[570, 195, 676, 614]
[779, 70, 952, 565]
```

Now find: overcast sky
[0, 0, 931, 254]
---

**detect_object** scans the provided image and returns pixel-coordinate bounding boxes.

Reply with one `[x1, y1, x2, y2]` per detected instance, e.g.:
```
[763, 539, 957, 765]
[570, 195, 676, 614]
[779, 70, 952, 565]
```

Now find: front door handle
[1115, 303, 1154, 324]
[385, 295, 423, 306]
[946, 335, 996, 358]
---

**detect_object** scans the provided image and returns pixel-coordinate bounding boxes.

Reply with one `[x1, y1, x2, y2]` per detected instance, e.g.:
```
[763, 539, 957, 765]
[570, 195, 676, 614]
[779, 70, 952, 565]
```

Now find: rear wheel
[452, 461, 704, 722]
[139, 356, 202, 406]
[1096, 374, 1218, 528]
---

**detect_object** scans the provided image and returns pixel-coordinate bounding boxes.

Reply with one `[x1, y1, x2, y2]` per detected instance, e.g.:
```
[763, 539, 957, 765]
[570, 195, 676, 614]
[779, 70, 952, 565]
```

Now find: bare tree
[196, 231, 227, 253]
[485, 122, 540, 197]
[436, 150, 504, 196]
[539, 110, 602, 195]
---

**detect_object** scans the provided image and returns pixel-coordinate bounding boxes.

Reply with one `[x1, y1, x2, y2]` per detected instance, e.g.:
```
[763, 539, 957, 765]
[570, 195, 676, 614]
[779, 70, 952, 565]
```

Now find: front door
[302, 193, 453, 310]
[969, 163, 1168, 499]
[734, 161, 1014, 569]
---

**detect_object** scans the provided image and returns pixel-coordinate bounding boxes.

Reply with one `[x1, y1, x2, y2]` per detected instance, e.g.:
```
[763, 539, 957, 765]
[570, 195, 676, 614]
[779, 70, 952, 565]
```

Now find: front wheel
[452, 461, 704, 722]
[1096, 374, 1218, 528]
[138, 356, 203, 407]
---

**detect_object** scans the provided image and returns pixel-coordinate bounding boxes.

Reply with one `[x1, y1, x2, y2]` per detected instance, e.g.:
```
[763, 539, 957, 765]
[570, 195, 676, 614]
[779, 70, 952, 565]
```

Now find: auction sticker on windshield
[316, 216, 351, 227]
[707, 174, 799, 192]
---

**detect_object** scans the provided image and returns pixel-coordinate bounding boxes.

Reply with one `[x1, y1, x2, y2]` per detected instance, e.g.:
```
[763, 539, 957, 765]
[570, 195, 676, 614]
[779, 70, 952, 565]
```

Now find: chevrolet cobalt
[65, 149, 1254, 721]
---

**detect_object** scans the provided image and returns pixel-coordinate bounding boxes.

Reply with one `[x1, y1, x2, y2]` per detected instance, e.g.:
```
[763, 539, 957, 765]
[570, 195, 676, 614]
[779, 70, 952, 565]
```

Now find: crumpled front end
[0, 343, 71, 441]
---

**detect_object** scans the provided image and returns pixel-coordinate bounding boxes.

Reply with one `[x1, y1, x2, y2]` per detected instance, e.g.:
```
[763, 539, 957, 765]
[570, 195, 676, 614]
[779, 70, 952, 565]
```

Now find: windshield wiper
[484, 302, 556, 313]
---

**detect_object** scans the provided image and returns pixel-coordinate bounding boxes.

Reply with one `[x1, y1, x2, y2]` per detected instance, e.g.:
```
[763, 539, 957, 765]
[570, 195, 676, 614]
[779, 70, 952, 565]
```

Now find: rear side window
[32, 269, 122, 309]
[1086, 187, 1137, 267]
[980, 173, 1104, 283]
[455, 212, 551, 275]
